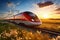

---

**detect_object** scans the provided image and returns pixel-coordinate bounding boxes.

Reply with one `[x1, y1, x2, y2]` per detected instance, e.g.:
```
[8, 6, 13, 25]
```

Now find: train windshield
[28, 13, 40, 22]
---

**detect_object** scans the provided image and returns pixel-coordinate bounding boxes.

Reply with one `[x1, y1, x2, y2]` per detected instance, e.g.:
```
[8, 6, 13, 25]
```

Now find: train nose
[31, 21, 42, 26]
[31, 18, 42, 26]
[36, 22, 42, 25]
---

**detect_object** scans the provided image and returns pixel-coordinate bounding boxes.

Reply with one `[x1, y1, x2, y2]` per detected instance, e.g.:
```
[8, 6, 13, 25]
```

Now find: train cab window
[28, 13, 39, 22]
[23, 12, 40, 22]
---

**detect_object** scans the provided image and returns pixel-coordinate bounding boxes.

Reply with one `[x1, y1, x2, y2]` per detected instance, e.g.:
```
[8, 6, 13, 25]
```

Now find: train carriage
[8, 11, 42, 26]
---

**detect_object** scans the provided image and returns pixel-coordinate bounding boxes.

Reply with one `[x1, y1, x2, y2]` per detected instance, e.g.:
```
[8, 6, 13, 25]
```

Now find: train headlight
[31, 19, 34, 21]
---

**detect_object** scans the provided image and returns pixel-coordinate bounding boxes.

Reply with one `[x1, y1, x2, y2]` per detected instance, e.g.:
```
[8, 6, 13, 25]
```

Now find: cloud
[7, 2, 20, 9]
[55, 8, 60, 11]
[54, 8, 60, 14]
[7, 2, 15, 8]
[37, 1, 54, 8]
[5, 2, 20, 18]
[16, 2, 20, 5]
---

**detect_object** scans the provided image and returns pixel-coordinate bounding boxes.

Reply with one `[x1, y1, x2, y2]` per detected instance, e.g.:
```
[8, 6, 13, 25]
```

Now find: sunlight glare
[42, 14, 49, 19]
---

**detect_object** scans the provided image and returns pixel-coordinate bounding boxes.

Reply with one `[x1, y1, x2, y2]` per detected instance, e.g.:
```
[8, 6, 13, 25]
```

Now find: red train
[7, 11, 42, 26]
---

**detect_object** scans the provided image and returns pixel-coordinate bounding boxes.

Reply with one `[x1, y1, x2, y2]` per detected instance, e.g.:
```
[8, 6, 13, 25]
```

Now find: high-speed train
[7, 11, 42, 26]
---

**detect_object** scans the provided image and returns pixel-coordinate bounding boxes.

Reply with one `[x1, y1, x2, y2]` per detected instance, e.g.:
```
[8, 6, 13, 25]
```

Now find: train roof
[15, 11, 35, 16]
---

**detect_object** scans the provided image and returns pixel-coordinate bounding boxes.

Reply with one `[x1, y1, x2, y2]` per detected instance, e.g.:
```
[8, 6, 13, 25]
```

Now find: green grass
[0, 22, 18, 33]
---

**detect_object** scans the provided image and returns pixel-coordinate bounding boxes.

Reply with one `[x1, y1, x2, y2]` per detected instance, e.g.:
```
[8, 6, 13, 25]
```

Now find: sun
[42, 14, 49, 19]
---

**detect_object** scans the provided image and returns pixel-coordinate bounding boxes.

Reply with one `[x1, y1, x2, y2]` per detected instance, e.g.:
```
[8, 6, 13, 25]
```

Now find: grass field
[41, 19, 60, 23]
[39, 19, 60, 32]
[0, 19, 60, 40]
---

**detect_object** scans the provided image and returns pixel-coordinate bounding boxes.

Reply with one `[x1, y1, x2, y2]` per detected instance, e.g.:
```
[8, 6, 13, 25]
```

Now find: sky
[0, 0, 60, 19]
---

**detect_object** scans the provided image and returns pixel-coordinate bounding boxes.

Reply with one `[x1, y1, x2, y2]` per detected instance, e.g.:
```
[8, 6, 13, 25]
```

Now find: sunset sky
[0, 0, 60, 19]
